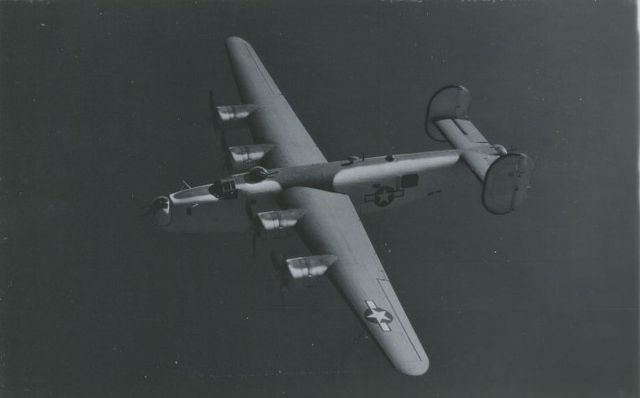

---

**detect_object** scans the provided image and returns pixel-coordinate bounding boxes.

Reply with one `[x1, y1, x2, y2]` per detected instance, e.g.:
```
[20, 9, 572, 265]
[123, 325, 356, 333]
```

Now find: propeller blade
[269, 250, 289, 299]
[208, 90, 222, 133]
[139, 205, 152, 217]
[244, 198, 254, 219]
[278, 282, 286, 306]
[244, 198, 260, 261]
[252, 230, 258, 260]
[139, 196, 168, 217]
[209, 91, 231, 171]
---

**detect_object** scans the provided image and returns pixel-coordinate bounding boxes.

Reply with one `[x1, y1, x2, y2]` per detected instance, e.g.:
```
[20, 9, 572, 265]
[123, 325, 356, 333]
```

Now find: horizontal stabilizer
[433, 118, 505, 180]
[426, 85, 533, 214]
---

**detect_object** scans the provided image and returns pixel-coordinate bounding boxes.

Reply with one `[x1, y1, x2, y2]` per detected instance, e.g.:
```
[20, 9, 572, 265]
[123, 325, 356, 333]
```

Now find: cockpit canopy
[209, 178, 238, 199]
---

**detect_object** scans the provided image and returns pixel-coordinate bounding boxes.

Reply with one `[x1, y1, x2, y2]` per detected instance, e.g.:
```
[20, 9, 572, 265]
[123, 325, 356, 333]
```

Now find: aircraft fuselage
[154, 149, 464, 233]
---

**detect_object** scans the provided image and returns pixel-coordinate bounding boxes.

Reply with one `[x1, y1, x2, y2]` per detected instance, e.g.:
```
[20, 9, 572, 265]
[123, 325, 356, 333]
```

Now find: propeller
[244, 198, 261, 261]
[269, 250, 289, 305]
[209, 91, 231, 171]
[139, 196, 169, 217]
[139, 205, 153, 217]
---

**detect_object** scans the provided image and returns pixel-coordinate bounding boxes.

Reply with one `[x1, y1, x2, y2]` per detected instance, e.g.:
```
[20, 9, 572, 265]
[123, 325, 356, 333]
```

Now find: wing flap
[281, 187, 429, 375]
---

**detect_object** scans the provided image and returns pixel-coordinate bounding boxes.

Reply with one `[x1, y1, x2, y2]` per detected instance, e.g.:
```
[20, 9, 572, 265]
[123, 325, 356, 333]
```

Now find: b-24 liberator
[148, 37, 533, 376]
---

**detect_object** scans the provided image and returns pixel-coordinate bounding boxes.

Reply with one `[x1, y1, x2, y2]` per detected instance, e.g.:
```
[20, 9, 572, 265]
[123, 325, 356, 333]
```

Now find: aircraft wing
[281, 187, 430, 376]
[225, 37, 327, 168]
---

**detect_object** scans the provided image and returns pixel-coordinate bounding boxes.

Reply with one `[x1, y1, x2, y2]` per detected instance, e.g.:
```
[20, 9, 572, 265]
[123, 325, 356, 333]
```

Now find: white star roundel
[363, 300, 393, 332]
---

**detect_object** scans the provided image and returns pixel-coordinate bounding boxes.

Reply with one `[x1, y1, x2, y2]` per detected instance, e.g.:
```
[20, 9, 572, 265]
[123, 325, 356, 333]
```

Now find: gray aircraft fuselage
[153, 149, 464, 233]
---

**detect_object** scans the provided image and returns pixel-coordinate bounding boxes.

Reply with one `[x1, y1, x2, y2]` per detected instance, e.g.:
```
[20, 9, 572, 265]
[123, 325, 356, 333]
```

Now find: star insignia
[374, 186, 395, 207]
[363, 300, 393, 332]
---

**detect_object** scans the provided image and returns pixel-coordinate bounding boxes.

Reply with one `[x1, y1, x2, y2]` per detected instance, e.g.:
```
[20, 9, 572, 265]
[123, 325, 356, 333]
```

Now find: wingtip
[395, 357, 430, 376]
[225, 36, 249, 48]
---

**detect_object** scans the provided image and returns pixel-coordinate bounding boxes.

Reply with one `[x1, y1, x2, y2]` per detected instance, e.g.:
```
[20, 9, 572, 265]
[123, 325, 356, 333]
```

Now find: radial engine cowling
[216, 104, 258, 122]
[285, 255, 338, 279]
[257, 209, 305, 235]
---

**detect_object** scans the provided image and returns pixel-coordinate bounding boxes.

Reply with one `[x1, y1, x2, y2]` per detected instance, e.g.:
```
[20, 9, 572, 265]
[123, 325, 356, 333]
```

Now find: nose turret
[150, 196, 171, 226]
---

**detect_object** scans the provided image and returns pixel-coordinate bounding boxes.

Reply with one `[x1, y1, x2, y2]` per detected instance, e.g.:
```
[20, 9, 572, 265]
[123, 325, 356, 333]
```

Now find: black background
[1, 1, 637, 397]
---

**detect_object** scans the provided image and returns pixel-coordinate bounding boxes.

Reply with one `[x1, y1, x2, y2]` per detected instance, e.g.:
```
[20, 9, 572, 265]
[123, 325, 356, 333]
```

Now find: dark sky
[1, 1, 637, 397]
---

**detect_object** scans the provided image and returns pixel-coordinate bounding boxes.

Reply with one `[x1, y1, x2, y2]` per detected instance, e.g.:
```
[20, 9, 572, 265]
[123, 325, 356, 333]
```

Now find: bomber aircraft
[148, 37, 533, 376]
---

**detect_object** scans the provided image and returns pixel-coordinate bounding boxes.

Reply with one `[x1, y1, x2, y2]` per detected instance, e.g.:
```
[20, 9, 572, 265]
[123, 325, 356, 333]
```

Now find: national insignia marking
[364, 300, 393, 332]
[364, 185, 404, 208]
[374, 186, 395, 207]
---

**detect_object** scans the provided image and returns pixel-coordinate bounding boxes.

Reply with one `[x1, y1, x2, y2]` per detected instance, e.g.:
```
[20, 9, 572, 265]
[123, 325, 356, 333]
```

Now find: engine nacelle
[257, 209, 305, 235]
[216, 104, 258, 122]
[285, 255, 337, 279]
[228, 144, 275, 171]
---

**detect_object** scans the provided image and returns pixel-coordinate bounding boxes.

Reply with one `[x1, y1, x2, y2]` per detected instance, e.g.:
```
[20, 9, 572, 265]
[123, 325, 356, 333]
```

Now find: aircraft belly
[333, 163, 465, 215]
[330, 151, 460, 214]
